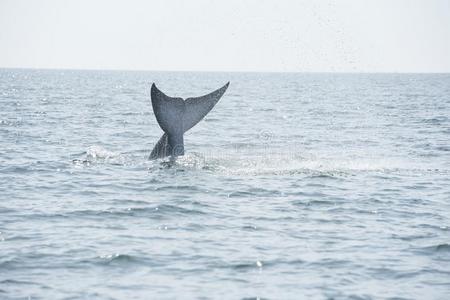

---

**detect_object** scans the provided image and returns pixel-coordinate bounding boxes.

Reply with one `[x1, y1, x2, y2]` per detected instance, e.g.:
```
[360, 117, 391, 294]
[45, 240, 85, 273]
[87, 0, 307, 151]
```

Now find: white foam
[174, 150, 421, 176]
[86, 145, 117, 160]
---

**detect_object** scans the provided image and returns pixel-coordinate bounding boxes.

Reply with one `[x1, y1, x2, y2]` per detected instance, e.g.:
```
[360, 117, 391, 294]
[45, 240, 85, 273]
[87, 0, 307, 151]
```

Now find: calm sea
[1, 69, 449, 299]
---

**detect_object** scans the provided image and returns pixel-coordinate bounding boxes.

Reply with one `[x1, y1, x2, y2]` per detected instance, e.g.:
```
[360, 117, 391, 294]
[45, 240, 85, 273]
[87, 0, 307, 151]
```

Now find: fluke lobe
[149, 82, 230, 160]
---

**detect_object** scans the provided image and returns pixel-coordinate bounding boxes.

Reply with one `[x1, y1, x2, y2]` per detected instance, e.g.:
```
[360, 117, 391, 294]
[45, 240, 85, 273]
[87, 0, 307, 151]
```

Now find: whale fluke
[149, 82, 229, 160]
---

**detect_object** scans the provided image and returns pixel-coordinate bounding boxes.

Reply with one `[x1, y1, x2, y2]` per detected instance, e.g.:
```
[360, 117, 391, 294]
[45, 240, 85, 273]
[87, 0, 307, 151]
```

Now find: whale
[149, 82, 230, 160]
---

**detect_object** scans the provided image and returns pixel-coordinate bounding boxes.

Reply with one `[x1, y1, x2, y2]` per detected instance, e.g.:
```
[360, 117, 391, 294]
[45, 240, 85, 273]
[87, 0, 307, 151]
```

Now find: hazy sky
[1, 0, 449, 72]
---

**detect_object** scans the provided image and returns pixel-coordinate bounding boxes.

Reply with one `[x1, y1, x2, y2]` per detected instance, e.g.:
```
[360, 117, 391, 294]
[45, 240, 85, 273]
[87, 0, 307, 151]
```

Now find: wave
[414, 243, 450, 256]
[18, 204, 208, 222]
[97, 253, 141, 265]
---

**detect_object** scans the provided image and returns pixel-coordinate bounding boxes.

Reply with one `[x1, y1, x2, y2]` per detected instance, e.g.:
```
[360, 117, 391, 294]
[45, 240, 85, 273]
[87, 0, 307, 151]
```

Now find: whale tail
[149, 82, 229, 160]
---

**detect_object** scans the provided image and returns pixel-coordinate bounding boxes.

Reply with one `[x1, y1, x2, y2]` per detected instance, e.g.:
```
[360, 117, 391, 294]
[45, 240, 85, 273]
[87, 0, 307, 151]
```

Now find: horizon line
[1, 66, 450, 75]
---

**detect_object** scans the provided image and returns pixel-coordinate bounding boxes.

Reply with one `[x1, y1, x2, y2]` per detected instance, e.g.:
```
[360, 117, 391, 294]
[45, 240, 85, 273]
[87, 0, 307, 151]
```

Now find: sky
[0, 0, 449, 72]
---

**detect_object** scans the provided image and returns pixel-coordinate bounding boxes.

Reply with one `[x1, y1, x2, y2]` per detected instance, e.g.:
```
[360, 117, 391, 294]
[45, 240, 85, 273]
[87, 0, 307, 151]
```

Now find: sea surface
[1, 69, 449, 300]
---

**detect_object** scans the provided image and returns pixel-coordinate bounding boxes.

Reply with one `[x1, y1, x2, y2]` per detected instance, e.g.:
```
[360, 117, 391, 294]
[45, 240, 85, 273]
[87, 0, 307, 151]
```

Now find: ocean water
[1, 69, 449, 300]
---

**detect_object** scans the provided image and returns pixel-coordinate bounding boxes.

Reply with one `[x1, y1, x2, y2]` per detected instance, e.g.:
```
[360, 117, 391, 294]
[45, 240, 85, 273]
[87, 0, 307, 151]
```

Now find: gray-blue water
[1, 69, 450, 299]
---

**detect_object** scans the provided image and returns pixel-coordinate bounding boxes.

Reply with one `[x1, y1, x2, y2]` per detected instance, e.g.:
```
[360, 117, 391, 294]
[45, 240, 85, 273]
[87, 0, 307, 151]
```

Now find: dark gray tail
[149, 82, 229, 160]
